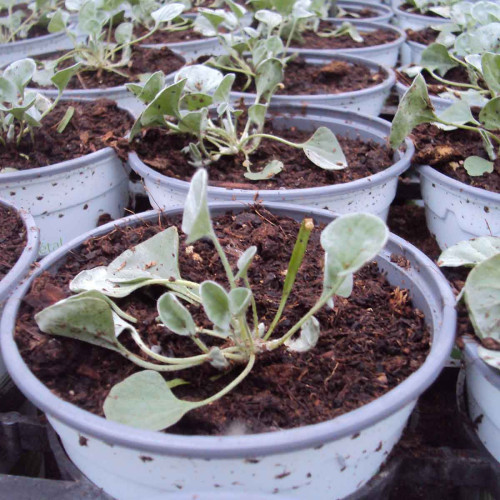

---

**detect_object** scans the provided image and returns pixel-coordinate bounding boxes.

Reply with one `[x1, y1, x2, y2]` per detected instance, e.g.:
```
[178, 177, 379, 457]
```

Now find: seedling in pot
[438, 236, 500, 370]
[35, 168, 389, 431]
[402, 1, 500, 106]
[0, 57, 80, 149]
[43, 0, 187, 80]
[0, 0, 62, 43]
[127, 63, 348, 179]
[390, 69, 500, 177]
[401, 0, 462, 18]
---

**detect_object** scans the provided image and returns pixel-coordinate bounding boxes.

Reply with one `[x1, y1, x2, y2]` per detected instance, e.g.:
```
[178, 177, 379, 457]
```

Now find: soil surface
[397, 66, 474, 95]
[0, 100, 133, 171]
[406, 27, 439, 45]
[16, 207, 430, 435]
[35, 46, 184, 89]
[134, 24, 205, 43]
[0, 205, 26, 281]
[130, 121, 394, 190]
[291, 21, 399, 49]
[410, 124, 500, 193]
[333, 7, 378, 18]
[399, 3, 444, 17]
[229, 57, 387, 95]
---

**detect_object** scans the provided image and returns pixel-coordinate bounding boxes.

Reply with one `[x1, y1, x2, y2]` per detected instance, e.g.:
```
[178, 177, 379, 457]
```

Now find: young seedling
[45, 0, 187, 80]
[402, 1, 500, 106]
[127, 64, 348, 180]
[390, 66, 500, 177]
[438, 236, 500, 370]
[401, 0, 461, 17]
[35, 168, 389, 431]
[0, 57, 80, 147]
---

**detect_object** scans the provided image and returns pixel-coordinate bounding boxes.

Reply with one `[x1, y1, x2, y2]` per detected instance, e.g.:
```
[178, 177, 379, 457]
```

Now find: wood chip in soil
[0, 205, 26, 280]
[410, 123, 500, 194]
[291, 21, 399, 50]
[0, 100, 133, 171]
[129, 122, 394, 190]
[16, 207, 430, 436]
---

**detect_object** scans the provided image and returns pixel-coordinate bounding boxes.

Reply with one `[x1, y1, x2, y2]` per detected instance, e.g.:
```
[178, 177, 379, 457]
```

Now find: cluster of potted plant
[0, 0, 497, 497]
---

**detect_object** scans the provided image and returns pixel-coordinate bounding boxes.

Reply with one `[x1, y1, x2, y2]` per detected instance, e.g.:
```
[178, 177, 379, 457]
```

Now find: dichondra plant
[438, 236, 500, 370]
[128, 63, 348, 179]
[35, 169, 389, 431]
[0, 57, 80, 147]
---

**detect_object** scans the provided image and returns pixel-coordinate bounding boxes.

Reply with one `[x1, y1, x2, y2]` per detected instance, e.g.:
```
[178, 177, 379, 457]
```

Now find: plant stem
[210, 233, 236, 289]
[428, 70, 483, 91]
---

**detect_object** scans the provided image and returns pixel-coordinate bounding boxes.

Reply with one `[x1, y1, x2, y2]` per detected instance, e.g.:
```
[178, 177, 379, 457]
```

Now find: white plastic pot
[400, 39, 427, 65]
[0, 31, 73, 66]
[462, 338, 500, 462]
[419, 165, 500, 249]
[231, 53, 395, 116]
[0, 146, 130, 256]
[332, 1, 394, 24]
[1, 202, 456, 499]
[290, 20, 405, 67]
[128, 104, 414, 220]
[392, 2, 451, 31]
[0, 198, 39, 396]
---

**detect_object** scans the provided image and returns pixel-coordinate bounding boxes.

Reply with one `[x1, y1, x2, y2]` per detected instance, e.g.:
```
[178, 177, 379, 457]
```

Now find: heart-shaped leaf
[141, 79, 185, 126]
[175, 65, 224, 94]
[104, 370, 202, 430]
[4, 58, 36, 92]
[464, 156, 494, 176]
[51, 63, 83, 93]
[421, 43, 459, 76]
[152, 2, 185, 25]
[302, 127, 347, 170]
[438, 236, 500, 268]
[434, 100, 477, 131]
[244, 159, 283, 180]
[255, 57, 283, 101]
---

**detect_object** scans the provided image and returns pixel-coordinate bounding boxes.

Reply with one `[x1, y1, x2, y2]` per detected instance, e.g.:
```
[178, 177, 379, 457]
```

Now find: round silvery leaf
[175, 65, 224, 94]
[438, 236, 500, 268]
[255, 9, 282, 31]
[152, 2, 185, 25]
[3, 58, 36, 92]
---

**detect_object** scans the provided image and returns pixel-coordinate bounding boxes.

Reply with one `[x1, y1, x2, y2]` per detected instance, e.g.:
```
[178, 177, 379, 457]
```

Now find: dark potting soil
[397, 66, 473, 96]
[35, 46, 184, 90]
[0, 100, 133, 171]
[130, 124, 394, 190]
[230, 57, 387, 95]
[335, 7, 378, 19]
[15, 207, 430, 435]
[291, 21, 399, 50]
[133, 24, 205, 43]
[0, 4, 49, 41]
[0, 205, 26, 280]
[405, 27, 439, 45]
[410, 124, 500, 193]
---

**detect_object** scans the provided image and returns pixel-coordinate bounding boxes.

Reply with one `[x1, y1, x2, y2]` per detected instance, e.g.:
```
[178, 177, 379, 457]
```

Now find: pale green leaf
[104, 370, 201, 430]
[4, 58, 36, 92]
[175, 65, 224, 94]
[464, 156, 494, 176]
[438, 236, 500, 268]
[115, 22, 133, 44]
[51, 63, 83, 93]
[255, 57, 283, 101]
[248, 103, 267, 128]
[464, 254, 500, 341]
[434, 100, 477, 131]
[57, 106, 74, 133]
[152, 2, 185, 25]
[285, 316, 320, 353]
[228, 287, 252, 315]
[302, 127, 347, 170]
[482, 52, 500, 95]
[477, 347, 500, 371]
[479, 97, 500, 130]
[157, 292, 196, 336]
[235, 246, 257, 279]
[200, 281, 231, 330]
[48, 9, 68, 32]
[213, 73, 235, 104]
[181, 168, 213, 244]
[421, 43, 459, 76]
[126, 71, 165, 105]
[244, 160, 283, 180]
[255, 9, 282, 31]
[141, 79, 185, 126]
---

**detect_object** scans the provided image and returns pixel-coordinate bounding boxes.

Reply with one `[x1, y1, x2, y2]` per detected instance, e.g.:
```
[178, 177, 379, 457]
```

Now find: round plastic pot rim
[0, 199, 39, 304]
[0, 30, 67, 50]
[1, 202, 456, 459]
[419, 165, 500, 204]
[462, 337, 500, 391]
[393, 4, 452, 24]
[231, 53, 395, 102]
[331, 1, 393, 19]
[129, 105, 414, 198]
[290, 20, 406, 51]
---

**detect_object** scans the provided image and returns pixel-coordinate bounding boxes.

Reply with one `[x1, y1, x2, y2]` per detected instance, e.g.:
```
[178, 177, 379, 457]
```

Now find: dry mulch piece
[0, 205, 26, 280]
[130, 122, 394, 190]
[0, 100, 133, 171]
[410, 124, 500, 194]
[292, 21, 399, 50]
[35, 46, 184, 89]
[16, 207, 430, 435]
[231, 57, 387, 95]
